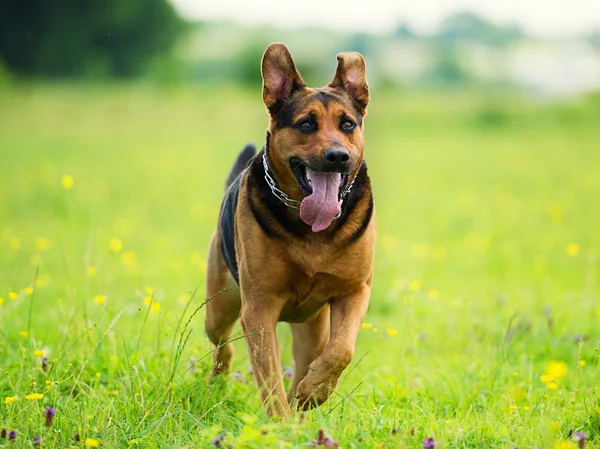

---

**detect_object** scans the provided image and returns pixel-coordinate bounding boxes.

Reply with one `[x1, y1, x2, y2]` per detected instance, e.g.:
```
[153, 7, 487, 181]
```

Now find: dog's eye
[341, 118, 356, 132]
[297, 120, 316, 132]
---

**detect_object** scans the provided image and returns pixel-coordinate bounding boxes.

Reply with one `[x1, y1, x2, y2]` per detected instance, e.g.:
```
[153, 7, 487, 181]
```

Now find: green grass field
[0, 84, 599, 448]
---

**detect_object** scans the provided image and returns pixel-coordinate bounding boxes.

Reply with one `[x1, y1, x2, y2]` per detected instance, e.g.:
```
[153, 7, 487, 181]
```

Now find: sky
[172, 0, 600, 38]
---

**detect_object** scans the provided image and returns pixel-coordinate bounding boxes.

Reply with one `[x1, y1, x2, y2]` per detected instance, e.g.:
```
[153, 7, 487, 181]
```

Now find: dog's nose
[324, 148, 350, 170]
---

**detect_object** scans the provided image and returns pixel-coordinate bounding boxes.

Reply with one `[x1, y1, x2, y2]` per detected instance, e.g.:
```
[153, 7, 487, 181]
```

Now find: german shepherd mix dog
[205, 43, 375, 418]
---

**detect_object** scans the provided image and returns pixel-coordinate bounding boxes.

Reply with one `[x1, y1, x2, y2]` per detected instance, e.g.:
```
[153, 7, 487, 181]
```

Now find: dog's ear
[261, 43, 305, 114]
[329, 52, 369, 115]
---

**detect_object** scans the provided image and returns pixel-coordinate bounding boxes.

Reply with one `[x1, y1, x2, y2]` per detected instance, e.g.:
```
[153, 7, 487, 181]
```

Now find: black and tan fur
[205, 43, 376, 418]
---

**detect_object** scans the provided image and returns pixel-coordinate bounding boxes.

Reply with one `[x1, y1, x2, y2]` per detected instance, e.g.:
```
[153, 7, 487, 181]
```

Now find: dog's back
[225, 143, 256, 189]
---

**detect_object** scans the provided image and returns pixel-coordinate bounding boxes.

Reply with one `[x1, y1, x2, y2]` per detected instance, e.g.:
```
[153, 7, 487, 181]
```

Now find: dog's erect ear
[329, 52, 369, 115]
[261, 43, 305, 113]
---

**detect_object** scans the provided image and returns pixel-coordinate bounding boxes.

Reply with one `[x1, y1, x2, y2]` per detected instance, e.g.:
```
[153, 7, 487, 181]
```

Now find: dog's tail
[225, 143, 257, 189]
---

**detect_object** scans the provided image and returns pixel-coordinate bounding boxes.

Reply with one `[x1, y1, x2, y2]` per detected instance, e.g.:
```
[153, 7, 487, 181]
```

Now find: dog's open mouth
[290, 158, 349, 197]
[289, 158, 349, 233]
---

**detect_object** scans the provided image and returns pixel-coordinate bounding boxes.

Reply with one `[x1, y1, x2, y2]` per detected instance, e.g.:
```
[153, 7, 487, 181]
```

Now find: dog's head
[261, 43, 369, 232]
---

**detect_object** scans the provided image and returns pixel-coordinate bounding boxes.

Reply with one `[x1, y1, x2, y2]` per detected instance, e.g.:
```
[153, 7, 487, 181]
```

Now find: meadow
[0, 82, 599, 448]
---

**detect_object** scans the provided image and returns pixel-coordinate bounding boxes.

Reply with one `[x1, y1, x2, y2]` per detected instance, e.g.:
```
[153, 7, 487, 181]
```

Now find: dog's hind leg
[287, 305, 330, 404]
[205, 230, 241, 375]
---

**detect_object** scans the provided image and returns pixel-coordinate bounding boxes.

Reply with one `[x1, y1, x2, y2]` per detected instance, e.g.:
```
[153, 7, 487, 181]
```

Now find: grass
[0, 83, 599, 448]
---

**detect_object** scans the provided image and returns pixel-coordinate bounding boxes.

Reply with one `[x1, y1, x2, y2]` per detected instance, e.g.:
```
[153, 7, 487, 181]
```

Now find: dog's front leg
[294, 284, 370, 408]
[240, 292, 290, 419]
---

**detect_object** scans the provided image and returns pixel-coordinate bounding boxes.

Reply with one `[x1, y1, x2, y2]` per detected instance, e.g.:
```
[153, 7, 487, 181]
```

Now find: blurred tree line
[0, 0, 184, 78]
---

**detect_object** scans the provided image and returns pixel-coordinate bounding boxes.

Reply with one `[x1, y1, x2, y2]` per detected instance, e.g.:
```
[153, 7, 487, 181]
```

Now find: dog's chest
[278, 274, 338, 322]
[278, 256, 359, 323]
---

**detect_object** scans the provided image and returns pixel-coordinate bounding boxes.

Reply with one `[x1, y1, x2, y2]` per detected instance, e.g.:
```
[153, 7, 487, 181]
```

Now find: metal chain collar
[262, 153, 355, 216]
[262, 153, 302, 209]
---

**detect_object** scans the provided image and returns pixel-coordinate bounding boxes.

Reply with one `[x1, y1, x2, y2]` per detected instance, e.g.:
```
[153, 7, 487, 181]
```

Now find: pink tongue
[300, 169, 341, 233]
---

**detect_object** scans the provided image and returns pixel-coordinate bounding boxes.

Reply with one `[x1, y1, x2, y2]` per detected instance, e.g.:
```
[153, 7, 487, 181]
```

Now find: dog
[205, 43, 375, 418]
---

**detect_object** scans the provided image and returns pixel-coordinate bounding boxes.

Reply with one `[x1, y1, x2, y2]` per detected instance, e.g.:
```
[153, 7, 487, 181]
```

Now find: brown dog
[205, 43, 375, 418]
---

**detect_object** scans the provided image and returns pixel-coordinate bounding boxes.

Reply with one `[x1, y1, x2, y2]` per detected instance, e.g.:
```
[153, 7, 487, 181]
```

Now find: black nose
[324, 148, 350, 170]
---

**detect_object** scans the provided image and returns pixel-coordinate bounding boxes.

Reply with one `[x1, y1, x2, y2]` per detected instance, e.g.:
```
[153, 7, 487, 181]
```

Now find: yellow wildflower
[24, 287, 34, 295]
[0, 297, 4, 306]
[61, 174, 74, 189]
[361, 323, 372, 330]
[151, 303, 161, 313]
[145, 287, 153, 295]
[545, 361, 568, 379]
[509, 405, 517, 411]
[190, 252, 203, 265]
[121, 251, 136, 266]
[524, 406, 530, 411]
[565, 243, 579, 257]
[109, 237, 123, 253]
[4, 396, 18, 405]
[9, 236, 21, 250]
[87, 265, 97, 277]
[34, 350, 45, 357]
[512, 372, 518, 377]
[578, 360, 586, 367]
[144, 296, 152, 307]
[19, 331, 28, 337]
[549, 421, 560, 432]
[540, 374, 554, 383]
[94, 295, 106, 305]
[178, 293, 190, 305]
[85, 438, 101, 447]
[428, 289, 439, 300]
[547, 382, 559, 390]
[25, 393, 44, 401]
[554, 441, 577, 449]
[409, 280, 421, 292]
[34, 278, 46, 289]
[386, 329, 398, 336]
[34, 237, 51, 251]
[8, 291, 18, 300]
[45, 380, 56, 387]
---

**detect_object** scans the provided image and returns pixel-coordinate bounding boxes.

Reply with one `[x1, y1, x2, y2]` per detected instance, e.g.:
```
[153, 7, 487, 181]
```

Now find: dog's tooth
[306, 171, 311, 182]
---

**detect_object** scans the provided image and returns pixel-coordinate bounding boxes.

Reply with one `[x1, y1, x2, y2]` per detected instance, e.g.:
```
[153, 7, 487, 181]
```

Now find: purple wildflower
[313, 429, 338, 447]
[283, 366, 295, 379]
[230, 371, 245, 382]
[423, 437, 437, 449]
[212, 433, 226, 447]
[1, 428, 6, 438]
[573, 432, 587, 449]
[9, 430, 17, 440]
[33, 435, 42, 445]
[44, 406, 57, 427]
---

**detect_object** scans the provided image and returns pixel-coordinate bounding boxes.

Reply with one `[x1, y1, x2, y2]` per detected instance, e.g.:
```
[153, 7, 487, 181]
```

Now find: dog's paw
[295, 375, 335, 410]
